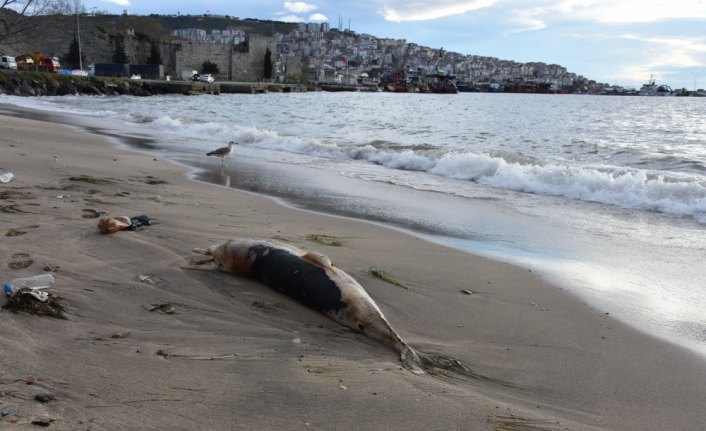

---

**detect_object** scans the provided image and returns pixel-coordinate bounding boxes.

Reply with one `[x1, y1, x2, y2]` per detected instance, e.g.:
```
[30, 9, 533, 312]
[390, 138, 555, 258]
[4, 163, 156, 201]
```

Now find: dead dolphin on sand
[185, 238, 511, 384]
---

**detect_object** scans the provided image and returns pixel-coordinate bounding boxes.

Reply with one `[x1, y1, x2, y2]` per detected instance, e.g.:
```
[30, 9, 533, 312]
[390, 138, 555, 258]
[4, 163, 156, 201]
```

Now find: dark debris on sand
[2, 288, 67, 319]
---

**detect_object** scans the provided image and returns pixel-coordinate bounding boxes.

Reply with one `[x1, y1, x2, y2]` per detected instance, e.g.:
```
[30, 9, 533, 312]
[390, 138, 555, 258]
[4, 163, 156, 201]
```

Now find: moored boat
[640, 76, 675, 96]
[420, 72, 458, 94]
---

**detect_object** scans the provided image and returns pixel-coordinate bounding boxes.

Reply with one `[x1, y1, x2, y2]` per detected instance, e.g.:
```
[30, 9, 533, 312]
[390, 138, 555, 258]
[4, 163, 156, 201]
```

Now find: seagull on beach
[207, 141, 238, 167]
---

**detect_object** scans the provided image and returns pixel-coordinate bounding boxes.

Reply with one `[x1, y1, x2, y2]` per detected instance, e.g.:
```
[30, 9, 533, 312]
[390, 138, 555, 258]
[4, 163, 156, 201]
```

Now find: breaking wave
[227, 125, 706, 222]
[4, 94, 704, 222]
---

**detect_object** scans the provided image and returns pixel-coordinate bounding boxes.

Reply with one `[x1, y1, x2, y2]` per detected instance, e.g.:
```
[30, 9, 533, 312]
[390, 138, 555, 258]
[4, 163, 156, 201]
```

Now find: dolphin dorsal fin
[301, 252, 333, 269]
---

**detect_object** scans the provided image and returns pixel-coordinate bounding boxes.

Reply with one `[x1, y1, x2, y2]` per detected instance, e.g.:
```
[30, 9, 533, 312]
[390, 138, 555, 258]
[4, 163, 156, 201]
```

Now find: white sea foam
[429, 152, 706, 218]
[3, 94, 704, 222]
[242, 130, 706, 221]
[137, 114, 706, 221]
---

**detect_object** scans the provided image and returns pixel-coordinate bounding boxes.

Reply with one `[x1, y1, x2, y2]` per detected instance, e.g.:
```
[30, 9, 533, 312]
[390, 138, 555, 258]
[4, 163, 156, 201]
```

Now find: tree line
[0, 1, 97, 44]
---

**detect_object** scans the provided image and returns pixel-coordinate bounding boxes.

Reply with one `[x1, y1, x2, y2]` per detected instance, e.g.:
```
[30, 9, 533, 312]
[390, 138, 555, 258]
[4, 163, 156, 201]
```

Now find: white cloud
[309, 13, 328, 22]
[507, 6, 547, 33]
[284, 2, 317, 13]
[605, 33, 706, 84]
[620, 34, 706, 68]
[279, 14, 304, 22]
[103, 0, 131, 5]
[380, 0, 496, 22]
[582, 0, 706, 23]
[377, 0, 706, 25]
[609, 65, 671, 85]
[503, 0, 706, 28]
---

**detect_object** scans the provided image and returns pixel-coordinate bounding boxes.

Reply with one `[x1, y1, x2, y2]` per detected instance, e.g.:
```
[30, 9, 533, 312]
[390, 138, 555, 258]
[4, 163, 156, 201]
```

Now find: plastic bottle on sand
[0, 172, 14, 183]
[4, 274, 55, 303]
[8, 274, 55, 290]
[1, 284, 11, 307]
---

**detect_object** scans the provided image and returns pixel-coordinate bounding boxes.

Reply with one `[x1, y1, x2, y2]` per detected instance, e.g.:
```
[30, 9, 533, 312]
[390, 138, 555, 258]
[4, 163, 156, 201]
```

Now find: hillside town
[170, 18, 695, 95]
[1, 11, 701, 95]
[177, 20, 595, 94]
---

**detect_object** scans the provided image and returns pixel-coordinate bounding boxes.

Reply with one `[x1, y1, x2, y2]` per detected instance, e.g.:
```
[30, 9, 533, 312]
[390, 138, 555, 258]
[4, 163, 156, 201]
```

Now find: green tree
[61, 34, 83, 69]
[147, 41, 162, 65]
[263, 47, 273, 80]
[201, 60, 218, 74]
[112, 36, 128, 64]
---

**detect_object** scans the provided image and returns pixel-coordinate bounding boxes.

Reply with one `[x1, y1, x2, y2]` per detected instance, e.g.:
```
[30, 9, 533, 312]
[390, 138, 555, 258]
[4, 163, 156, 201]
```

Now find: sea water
[2, 92, 705, 355]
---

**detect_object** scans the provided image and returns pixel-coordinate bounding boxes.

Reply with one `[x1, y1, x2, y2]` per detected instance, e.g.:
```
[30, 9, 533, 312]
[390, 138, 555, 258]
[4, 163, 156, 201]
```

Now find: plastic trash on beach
[138, 275, 155, 284]
[98, 216, 132, 234]
[8, 274, 54, 290]
[129, 215, 151, 230]
[6, 274, 55, 302]
[2, 274, 65, 318]
[1, 284, 11, 308]
[98, 215, 152, 234]
[0, 172, 14, 183]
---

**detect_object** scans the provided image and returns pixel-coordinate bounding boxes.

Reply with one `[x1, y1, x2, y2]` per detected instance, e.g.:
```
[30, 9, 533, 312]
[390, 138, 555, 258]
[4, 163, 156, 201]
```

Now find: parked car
[0, 55, 17, 70]
[14, 54, 34, 70]
[39, 56, 61, 73]
[198, 73, 215, 83]
[182, 70, 198, 81]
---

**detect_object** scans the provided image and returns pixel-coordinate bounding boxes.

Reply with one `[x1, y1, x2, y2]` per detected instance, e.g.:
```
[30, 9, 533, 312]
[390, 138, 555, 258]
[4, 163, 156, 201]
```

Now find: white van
[0, 55, 17, 69]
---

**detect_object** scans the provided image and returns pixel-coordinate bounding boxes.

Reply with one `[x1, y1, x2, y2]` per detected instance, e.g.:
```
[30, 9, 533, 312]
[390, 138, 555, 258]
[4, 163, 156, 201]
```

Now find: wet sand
[1, 107, 706, 430]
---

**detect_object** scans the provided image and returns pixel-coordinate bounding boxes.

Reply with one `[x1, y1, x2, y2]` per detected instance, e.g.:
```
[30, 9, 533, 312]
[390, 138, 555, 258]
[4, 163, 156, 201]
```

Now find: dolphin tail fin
[411, 349, 518, 387]
[180, 250, 216, 270]
[400, 345, 425, 376]
[399, 341, 516, 386]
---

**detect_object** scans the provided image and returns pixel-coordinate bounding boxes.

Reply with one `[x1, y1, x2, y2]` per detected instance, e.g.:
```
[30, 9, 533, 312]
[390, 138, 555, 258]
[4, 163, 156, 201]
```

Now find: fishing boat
[380, 44, 456, 94]
[639, 76, 675, 96]
[419, 71, 458, 94]
[381, 70, 416, 92]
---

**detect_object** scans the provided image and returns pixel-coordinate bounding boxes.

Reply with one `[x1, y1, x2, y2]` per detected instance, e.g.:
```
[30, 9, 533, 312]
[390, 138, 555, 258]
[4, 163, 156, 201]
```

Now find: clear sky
[83, 0, 706, 90]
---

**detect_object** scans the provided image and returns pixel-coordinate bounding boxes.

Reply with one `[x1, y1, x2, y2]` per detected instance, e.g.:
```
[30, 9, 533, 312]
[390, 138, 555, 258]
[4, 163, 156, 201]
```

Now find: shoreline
[0, 70, 381, 97]
[2, 108, 706, 429]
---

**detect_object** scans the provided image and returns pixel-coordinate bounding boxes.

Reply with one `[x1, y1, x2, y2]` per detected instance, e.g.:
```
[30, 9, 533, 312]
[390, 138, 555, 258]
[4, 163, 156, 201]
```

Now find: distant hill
[152, 15, 298, 35]
[75, 13, 297, 39]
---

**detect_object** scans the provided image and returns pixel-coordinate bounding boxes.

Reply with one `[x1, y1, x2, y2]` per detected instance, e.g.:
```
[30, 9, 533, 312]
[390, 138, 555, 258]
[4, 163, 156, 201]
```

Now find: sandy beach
[1, 106, 705, 430]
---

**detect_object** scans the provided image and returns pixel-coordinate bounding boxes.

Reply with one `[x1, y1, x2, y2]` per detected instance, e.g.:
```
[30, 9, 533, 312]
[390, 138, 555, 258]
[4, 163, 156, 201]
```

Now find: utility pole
[76, 10, 82, 70]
